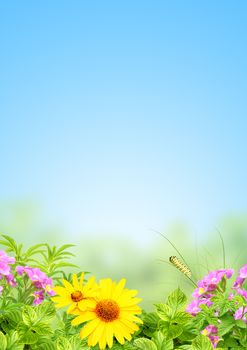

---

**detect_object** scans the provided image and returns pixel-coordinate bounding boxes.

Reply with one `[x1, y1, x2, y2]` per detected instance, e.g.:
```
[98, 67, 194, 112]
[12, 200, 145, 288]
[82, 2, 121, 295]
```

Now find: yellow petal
[112, 321, 125, 344]
[120, 305, 142, 313]
[62, 279, 74, 292]
[121, 289, 138, 298]
[111, 279, 126, 299]
[83, 276, 98, 293]
[116, 320, 133, 339]
[105, 323, 114, 348]
[52, 297, 71, 308]
[67, 303, 78, 314]
[118, 297, 142, 307]
[78, 298, 96, 311]
[72, 274, 80, 290]
[51, 296, 65, 303]
[120, 312, 143, 324]
[52, 286, 70, 297]
[99, 278, 113, 298]
[88, 322, 105, 347]
[77, 272, 84, 287]
[99, 333, 107, 350]
[71, 311, 96, 326]
[80, 318, 101, 339]
[120, 319, 139, 332]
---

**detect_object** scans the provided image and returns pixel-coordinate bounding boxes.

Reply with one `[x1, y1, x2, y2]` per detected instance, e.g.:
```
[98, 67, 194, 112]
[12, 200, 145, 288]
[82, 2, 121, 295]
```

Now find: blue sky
[0, 1, 247, 243]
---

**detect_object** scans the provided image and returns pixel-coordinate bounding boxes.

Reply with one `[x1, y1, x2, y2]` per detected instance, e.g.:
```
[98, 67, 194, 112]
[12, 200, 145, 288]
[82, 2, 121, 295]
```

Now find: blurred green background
[1, 202, 247, 310]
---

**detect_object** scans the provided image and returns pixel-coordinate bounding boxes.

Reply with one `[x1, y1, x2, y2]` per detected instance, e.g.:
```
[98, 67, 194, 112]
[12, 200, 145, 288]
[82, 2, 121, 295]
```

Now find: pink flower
[0, 251, 15, 276]
[194, 269, 234, 296]
[0, 251, 15, 265]
[233, 276, 245, 289]
[199, 297, 213, 308]
[16, 265, 55, 304]
[201, 325, 219, 348]
[234, 306, 247, 323]
[236, 288, 247, 301]
[5, 273, 17, 287]
[201, 324, 218, 335]
[192, 280, 207, 297]
[43, 278, 55, 296]
[187, 268, 234, 318]
[239, 264, 247, 279]
[202, 269, 233, 290]
[16, 266, 25, 276]
[209, 335, 220, 348]
[0, 263, 11, 276]
[25, 267, 47, 283]
[186, 299, 201, 316]
[232, 264, 247, 290]
[221, 269, 234, 279]
[33, 290, 45, 305]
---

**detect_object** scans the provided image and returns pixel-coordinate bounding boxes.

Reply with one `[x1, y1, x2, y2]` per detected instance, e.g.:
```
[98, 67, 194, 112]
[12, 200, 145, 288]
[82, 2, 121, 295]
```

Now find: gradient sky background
[0, 1, 247, 245]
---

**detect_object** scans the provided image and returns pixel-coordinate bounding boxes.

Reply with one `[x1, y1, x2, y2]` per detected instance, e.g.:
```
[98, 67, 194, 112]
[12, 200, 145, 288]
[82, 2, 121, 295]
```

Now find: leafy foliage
[0, 234, 246, 349]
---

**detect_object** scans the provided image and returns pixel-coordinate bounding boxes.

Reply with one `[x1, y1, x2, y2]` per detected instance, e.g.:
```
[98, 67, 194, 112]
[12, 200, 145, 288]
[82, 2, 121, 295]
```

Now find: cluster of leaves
[133, 288, 214, 350]
[0, 235, 78, 280]
[192, 292, 247, 349]
[0, 234, 247, 349]
[0, 235, 87, 349]
[0, 301, 88, 350]
[133, 285, 247, 349]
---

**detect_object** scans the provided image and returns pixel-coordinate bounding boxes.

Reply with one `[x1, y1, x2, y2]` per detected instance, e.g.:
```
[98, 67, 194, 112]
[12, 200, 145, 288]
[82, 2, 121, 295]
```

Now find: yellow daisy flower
[51, 272, 98, 313]
[71, 278, 142, 350]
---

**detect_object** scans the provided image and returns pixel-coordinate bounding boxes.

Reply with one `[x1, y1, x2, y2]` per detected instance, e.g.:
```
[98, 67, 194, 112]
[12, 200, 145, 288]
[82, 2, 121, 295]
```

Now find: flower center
[199, 287, 205, 295]
[71, 290, 83, 302]
[95, 299, 120, 322]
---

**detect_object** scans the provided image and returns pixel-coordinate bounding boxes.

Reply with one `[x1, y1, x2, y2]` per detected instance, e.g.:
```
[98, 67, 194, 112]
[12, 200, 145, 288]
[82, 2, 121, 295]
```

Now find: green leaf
[144, 312, 159, 329]
[22, 305, 37, 326]
[38, 342, 56, 350]
[152, 331, 173, 350]
[113, 343, 137, 350]
[167, 288, 187, 312]
[36, 301, 56, 322]
[55, 244, 75, 255]
[0, 331, 7, 350]
[172, 311, 192, 324]
[18, 322, 39, 344]
[217, 313, 235, 336]
[221, 334, 238, 347]
[142, 312, 159, 337]
[5, 331, 23, 350]
[192, 334, 213, 350]
[159, 321, 183, 340]
[52, 262, 79, 269]
[0, 303, 23, 325]
[210, 294, 235, 316]
[69, 335, 89, 350]
[32, 322, 53, 336]
[235, 319, 247, 328]
[152, 331, 165, 347]
[191, 309, 208, 329]
[24, 243, 46, 259]
[134, 338, 158, 350]
[240, 333, 247, 347]
[155, 304, 173, 321]
[56, 337, 73, 350]
[177, 323, 198, 342]
[5, 331, 24, 350]
[0, 235, 17, 250]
